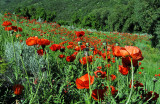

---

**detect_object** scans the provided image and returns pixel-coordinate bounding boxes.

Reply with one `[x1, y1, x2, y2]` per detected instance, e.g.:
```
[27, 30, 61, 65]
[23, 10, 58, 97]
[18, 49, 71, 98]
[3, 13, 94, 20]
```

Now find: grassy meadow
[0, 13, 160, 104]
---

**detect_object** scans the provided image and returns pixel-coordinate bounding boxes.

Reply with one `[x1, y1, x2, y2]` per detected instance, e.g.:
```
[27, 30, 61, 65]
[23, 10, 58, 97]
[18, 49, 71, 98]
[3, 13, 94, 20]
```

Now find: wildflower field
[0, 13, 160, 104]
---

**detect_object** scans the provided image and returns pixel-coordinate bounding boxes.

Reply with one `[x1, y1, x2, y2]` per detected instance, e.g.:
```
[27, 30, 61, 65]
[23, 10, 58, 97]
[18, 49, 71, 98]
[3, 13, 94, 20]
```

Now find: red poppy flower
[76, 31, 85, 37]
[37, 49, 46, 56]
[58, 54, 65, 58]
[79, 56, 93, 65]
[110, 74, 116, 81]
[16, 34, 22, 38]
[93, 48, 99, 55]
[122, 57, 139, 67]
[129, 80, 144, 89]
[142, 91, 159, 101]
[18, 27, 23, 32]
[72, 51, 78, 56]
[97, 66, 102, 70]
[49, 44, 61, 51]
[112, 46, 130, 58]
[124, 46, 144, 60]
[13, 84, 24, 95]
[4, 26, 12, 31]
[75, 73, 94, 89]
[60, 46, 65, 52]
[11, 26, 18, 32]
[119, 65, 130, 75]
[104, 86, 118, 95]
[26, 36, 39, 46]
[68, 42, 74, 45]
[37, 38, 50, 46]
[80, 45, 86, 50]
[74, 46, 80, 51]
[66, 55, 76, 62]
[74, 45, 86, 51]
[94, 70, 106, 78]
[67, 45, 73, 49]
[2, 21, 12, 27]
[92, 89, 106, 101]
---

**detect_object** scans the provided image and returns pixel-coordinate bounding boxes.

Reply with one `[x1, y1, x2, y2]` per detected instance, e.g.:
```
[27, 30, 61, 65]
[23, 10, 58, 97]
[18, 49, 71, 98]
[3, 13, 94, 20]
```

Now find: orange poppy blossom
[119, 65, 130, 75]
[37, 38, 50, 51]
[13, 84, 24, 95]
[26, 36, 39, 46]
[75, 73, 94, 89]
[49, 44, 61, 51]
[122, 46, 144, 67]
[79, 55, 93, 65]
[112, 46, 130, 58]
[124, 46, 144, 61]
[37, 38, 50, 46]
[1, 21, 12, 27]
[94, 70, 106, 79]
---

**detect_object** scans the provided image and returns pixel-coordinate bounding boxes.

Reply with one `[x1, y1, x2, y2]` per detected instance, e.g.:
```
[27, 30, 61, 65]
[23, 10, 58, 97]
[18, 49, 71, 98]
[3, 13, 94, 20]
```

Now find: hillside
[0, 0, 160, 49]
[0, 0, 111, 21]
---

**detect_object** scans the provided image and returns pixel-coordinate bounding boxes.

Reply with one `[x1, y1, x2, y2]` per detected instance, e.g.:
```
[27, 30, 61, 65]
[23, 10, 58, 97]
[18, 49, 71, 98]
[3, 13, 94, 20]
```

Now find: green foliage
[15, 6, 56, 22]
[0, 59, 7, 74]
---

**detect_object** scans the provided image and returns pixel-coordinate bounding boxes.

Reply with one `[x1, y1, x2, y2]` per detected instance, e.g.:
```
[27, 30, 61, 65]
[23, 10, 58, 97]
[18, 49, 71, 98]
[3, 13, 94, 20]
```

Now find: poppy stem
[126, 58, 134, 104]
[115, 57, 120, 98]
[19, 52, 32, 94]
[86, 56, 92, 102]
[30, 73, 44, 104]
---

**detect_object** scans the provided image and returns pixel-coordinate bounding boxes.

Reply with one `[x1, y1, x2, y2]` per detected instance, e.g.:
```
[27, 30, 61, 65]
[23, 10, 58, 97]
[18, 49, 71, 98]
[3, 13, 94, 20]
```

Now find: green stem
[126, 58, 134, 104]
[86, 56, 92, 102]
[19, 53, 31, 93]
[30, 73, 44, 104]
[115, 57, 120, 98]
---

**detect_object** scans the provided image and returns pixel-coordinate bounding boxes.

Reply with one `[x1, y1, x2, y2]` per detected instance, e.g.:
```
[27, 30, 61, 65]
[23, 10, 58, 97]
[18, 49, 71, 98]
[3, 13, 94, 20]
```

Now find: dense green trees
[70, 0, 160, 48]
[15, 6, 56, 22]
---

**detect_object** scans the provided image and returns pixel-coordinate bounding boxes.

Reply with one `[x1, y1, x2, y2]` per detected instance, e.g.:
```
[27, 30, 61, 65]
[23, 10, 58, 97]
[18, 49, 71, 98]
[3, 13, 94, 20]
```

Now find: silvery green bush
[4, 41, 48, 77]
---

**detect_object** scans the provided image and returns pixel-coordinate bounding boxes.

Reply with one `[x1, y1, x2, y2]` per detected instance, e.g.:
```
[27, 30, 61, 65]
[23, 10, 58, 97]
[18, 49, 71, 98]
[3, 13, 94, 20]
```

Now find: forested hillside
[0, 0, 160, 48]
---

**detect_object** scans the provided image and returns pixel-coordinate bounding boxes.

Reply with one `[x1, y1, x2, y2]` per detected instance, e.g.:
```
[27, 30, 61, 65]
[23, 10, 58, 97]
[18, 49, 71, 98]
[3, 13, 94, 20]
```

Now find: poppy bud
[60, 46, 65, 52]
[152, 77, 157, 83]
[84, 47, 89, 52]
[102, 42, 107, 46]
[10, 30, 14, 34]
[86, 43, 89, 47]
[97, 72, 102, 76]
[91, 46, 95, 51]
[84, 51, 89, 57]
[78, 41, 82, 45]
[103, 46, 107, 50]
[41, 67, 47, 72]
[115, 42, 119, 46]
